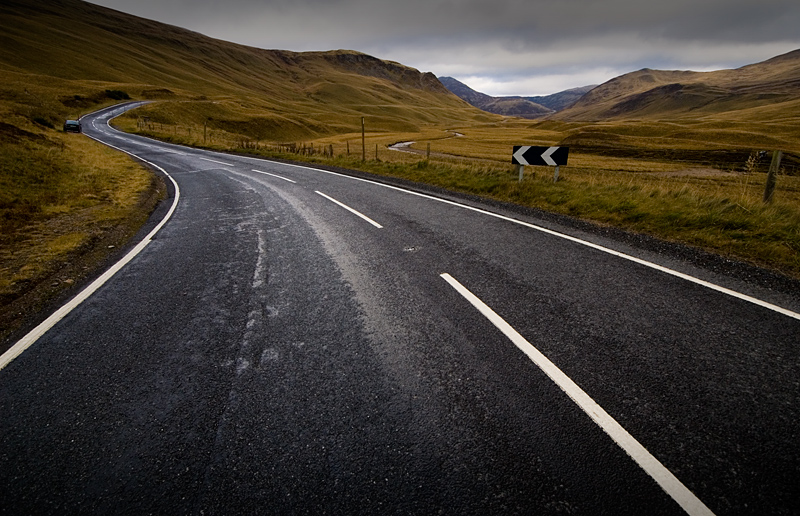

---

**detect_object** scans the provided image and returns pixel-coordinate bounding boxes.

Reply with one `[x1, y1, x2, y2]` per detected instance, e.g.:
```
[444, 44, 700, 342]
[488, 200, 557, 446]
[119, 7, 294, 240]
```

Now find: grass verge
[112, 102, 800, 280]
[0, 126, 164, 349]
[125, 115, 800, 280]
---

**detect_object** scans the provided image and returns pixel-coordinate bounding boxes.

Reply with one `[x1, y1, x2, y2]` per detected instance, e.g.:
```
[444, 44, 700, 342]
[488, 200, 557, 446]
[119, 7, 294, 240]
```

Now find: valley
[2, 0, 800, 346]
[2, 2, 800, 514]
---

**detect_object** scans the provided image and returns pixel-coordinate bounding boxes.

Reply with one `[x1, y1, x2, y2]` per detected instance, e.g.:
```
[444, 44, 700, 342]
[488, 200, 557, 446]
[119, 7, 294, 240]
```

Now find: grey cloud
[91, 0, 800, 95]
[95, 0, 800, 46]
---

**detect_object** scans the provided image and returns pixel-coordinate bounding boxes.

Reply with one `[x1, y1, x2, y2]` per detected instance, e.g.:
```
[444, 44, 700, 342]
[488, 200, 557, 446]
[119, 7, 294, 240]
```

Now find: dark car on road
[63, 119, 81, 133]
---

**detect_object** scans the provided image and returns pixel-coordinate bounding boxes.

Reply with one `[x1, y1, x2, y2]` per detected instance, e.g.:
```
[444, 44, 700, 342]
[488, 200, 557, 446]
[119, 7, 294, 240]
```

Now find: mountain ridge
[439, 77, 598, 118]
[439, 77, 555, 118]
[2, 0, 798, 131]
[441, 49, 800, 123]
[554, 49, 800, 121]
[523, 85, 598, 112]
[0, 0, 486, 139]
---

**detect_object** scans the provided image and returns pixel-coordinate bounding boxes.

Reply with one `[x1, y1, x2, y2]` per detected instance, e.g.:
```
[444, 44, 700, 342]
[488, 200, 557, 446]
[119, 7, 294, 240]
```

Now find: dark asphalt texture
[1, 104, 799, 515]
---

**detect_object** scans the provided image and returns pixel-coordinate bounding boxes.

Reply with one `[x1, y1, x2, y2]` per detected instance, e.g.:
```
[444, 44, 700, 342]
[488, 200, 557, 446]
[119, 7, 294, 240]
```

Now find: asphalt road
[1, 104, 799, 515]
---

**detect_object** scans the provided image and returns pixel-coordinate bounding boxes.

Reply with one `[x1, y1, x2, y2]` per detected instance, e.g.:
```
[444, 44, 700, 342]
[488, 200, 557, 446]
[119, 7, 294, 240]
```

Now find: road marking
[315, 191, 383, 228]
[251, 169, 296, 183]
[241, 159, 799, 321]
[440, 272, 715, 516]
[0, 121, 181, 372]
[199, 157, 234, 167]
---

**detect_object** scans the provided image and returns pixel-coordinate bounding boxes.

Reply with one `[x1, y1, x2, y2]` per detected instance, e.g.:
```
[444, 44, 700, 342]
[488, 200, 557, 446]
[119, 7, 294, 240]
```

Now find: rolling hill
[1, 0, 800, 318]
[554, 50, 800, 122]
[0, 0, 487, 140]
[0, 0, 499, 344]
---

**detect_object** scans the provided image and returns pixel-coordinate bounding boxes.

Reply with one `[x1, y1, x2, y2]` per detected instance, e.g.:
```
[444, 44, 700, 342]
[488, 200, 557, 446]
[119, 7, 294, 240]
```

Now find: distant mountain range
[442, 49, 800, 123]
[438, 77, 596, 118]
[554, 50, 800, 122]
[3, 0, 799, 132]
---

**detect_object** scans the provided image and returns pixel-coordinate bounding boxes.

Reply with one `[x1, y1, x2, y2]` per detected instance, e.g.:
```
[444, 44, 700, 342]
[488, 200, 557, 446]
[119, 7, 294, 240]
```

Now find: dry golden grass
[3, 0, 799, 290]
[1, 0, 488, 338]
[555, 50, 800, 122]
[0, 130, 153, 298]
[125, 111, 799, 278]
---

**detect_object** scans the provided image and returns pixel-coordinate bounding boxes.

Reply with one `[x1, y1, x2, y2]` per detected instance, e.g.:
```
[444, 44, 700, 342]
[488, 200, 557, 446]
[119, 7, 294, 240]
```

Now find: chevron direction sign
[512, 146, 569, 166]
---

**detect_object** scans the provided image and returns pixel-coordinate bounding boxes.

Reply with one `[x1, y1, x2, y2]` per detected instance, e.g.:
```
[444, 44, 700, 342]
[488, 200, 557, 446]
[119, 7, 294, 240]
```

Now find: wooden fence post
[763, 150, 782, 203]
[361, 117, 366, 162]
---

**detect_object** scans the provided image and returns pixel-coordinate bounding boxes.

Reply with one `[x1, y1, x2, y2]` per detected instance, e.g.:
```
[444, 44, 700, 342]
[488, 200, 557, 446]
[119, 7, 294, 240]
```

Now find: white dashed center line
[315, 191, 383, 228]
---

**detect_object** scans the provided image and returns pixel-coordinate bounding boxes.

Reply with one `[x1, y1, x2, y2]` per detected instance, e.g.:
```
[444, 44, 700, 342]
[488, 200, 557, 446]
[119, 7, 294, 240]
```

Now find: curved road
[1, 104, 799, 515]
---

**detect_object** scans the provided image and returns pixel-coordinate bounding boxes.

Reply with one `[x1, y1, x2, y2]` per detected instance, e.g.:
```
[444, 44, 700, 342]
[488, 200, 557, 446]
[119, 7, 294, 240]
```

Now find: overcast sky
[90, 0, 800, 96]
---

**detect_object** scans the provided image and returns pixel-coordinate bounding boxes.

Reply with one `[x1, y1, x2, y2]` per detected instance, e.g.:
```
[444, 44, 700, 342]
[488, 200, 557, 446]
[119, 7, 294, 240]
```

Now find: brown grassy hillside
[1, 0, 799, 298]
[0, 0, 485, 139]
[555, 50, 800, 122]
[0, 0, 491, 346]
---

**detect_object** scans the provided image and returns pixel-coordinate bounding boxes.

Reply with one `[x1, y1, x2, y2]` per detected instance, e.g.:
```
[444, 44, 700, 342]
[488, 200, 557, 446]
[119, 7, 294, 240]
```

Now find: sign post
[512, 146, 569, 182]
[361, 117, 366, 162]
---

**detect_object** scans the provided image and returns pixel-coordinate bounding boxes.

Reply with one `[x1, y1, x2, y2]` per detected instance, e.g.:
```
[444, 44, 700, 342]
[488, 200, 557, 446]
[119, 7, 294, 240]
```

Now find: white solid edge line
[0, 123, 181, 372]
[241, 159, 799, 321]
[315, 191, 383, 228]
[251, 169, 296, 183]
[440, 273, 715, 516]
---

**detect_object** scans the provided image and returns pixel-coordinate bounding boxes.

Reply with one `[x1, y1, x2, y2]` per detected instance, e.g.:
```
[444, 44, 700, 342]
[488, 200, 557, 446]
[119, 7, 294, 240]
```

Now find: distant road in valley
[1, 103, 799, 515]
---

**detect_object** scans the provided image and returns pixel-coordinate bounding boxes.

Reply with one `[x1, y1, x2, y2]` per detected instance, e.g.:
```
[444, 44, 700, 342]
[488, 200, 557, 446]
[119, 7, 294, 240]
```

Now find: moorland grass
[0, 127, 153, 287]
[119, 108, 800, 279]
[3, 0, 798, 351]
[0, 120, 157, 343]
